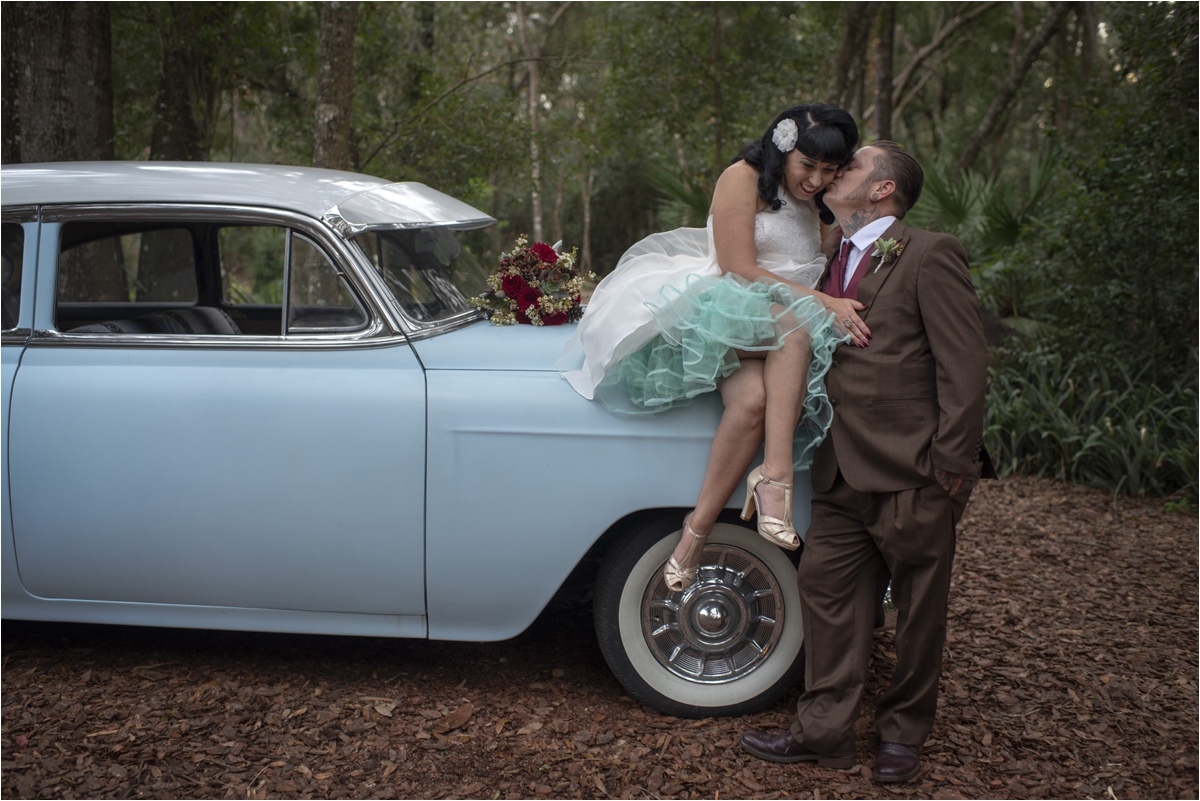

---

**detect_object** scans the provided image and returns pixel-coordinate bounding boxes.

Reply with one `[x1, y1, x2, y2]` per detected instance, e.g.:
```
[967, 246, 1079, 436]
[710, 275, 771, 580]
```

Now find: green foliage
[908, 147, 1060, 260]
[643, 165, 712, 230]
[975, 3, 1197, 501]
[85, 1, 1198, 504]
[986, 345, 1198, 502]
[908, 146, 1062, 335]
[1016, 2, 1198, 382]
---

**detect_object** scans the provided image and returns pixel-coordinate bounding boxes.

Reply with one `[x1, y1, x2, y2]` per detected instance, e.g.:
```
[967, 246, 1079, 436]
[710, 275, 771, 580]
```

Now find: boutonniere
[871, 238, 904, 273]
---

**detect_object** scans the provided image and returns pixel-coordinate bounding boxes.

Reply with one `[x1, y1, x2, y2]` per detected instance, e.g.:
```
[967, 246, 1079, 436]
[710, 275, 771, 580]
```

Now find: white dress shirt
[839, 216, 897, 291]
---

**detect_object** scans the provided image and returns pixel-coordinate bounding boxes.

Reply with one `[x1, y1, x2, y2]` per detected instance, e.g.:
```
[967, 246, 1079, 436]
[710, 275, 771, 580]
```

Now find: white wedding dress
[557, 189, 846, 469]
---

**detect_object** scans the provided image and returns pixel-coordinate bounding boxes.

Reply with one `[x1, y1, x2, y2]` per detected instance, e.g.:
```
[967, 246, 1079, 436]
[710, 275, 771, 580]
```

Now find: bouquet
[471, 235, 593, 326]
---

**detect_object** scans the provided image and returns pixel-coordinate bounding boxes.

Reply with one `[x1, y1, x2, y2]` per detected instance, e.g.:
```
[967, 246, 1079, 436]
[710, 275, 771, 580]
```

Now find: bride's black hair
[736, 103, 859, 224]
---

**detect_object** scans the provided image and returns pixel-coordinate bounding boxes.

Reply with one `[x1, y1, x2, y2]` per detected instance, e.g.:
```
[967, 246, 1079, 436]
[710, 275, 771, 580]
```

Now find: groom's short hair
[868, 141, 924, 217]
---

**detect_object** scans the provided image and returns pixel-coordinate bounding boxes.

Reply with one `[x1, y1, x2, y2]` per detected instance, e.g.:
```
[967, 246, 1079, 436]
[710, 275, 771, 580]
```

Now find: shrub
[986, 344, 1198, 503]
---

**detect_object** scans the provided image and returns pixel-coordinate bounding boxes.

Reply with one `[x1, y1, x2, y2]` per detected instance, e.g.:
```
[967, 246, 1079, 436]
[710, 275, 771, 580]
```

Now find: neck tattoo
[840, 207, 881, 238]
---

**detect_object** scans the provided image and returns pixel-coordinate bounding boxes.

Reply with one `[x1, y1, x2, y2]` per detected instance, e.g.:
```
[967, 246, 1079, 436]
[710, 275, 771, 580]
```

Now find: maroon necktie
[824, 239, 853, 298]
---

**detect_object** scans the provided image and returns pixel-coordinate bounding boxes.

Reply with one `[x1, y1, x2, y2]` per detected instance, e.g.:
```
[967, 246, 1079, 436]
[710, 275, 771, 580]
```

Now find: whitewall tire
[594, 519, 805, 718]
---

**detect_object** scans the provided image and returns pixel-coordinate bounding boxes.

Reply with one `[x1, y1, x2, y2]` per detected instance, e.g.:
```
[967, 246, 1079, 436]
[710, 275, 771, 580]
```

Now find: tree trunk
[515, 2, 544, 242]
[1, 4, 21, 164]
[148, 4, 226, 162]
[552, 168, 566, 247]
[2, 1, 114, 164]
[406, 3, 436, 107]
[580, 167, 594, 276]
[314, 1, 358, 170]
[709, 3, 725, 165]
[832, 2, 878, 111]
[2, 2, 121, 304]
[873, 4, 895, 141]
[955, 2, 1072, 176]
[141, 4, 229, 300]
[1009, 2, 1026, 75]
[888, 2, 999, 109]
[1076, 1, 1102, 79]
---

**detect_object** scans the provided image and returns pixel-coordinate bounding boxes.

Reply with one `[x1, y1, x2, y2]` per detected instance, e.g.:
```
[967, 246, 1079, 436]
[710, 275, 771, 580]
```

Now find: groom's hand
[934, 468, 965, 496]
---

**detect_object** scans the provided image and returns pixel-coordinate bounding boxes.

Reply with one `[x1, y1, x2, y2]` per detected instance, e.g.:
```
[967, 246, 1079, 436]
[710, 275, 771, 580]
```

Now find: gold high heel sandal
[663, 515, 708, 592]
[740, 466, 800, 551]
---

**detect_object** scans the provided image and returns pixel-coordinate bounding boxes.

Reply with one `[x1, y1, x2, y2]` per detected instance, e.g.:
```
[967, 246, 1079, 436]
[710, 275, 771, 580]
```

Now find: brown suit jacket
[812, 221, 992, 494]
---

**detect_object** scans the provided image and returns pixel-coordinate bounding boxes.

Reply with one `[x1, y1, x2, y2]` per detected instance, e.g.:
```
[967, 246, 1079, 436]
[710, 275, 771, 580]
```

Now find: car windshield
[351, 227, 491, 323]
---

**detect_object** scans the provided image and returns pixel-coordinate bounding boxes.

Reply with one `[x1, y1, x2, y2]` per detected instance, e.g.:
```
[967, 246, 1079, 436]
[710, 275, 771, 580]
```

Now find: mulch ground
[2, 476, 1197, 800]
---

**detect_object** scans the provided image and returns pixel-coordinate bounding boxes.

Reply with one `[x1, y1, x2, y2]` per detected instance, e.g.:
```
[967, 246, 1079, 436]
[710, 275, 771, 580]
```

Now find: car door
[7, 206, 428, 633]
[2, 213, 37, 597]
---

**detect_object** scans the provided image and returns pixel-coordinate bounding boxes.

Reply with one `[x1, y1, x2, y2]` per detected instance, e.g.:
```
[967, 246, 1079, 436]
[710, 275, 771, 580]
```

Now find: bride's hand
[823, 296, 871, 347]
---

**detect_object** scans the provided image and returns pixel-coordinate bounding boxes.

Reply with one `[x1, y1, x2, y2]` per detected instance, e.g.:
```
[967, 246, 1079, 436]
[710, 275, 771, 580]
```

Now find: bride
[557, 103, 867, 590]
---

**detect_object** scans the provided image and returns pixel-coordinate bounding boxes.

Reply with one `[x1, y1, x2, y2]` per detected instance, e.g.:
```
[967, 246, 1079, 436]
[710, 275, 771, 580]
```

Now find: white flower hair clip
[772, 118, 798, 153]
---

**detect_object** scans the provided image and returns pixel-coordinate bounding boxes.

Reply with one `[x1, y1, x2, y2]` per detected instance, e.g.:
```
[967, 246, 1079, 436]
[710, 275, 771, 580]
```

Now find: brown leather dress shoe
[873, 741, 921, 783]
[739, 729, 856, 768]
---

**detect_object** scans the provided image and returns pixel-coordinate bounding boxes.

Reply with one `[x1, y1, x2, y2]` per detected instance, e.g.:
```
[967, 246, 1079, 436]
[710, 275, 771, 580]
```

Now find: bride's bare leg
[666, 318, 813, 567]
[667, 362, 766, 566]
[756, 325, 813, 519]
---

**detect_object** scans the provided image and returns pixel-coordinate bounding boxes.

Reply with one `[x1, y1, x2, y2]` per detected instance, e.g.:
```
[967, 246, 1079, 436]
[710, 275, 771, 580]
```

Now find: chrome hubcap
[642, 543, 786, 684]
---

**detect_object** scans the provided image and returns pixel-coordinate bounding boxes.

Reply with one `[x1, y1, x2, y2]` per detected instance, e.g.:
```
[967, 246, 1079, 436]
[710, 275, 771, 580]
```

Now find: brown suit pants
[790, 472, 969, 756]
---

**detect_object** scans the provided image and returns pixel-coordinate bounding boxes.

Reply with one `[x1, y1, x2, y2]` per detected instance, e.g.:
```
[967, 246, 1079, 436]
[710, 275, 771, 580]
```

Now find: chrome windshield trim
[322, 210, 495, 237]
[338, 229, 491, 338]
[392, 310, 486, 341]
[340, 225, 493, 338]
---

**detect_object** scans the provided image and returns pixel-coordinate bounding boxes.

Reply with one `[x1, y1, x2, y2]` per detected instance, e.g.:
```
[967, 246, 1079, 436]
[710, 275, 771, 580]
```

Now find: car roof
[0, 161, 495, 230]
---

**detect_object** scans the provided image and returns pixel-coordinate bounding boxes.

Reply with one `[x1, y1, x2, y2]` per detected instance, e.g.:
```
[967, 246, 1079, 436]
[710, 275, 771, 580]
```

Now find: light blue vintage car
[1, 162, 812, 718]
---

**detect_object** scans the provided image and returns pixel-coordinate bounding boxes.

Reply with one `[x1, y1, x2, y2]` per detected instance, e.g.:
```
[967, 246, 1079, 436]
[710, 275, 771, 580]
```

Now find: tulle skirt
[558, 226, 847, 470]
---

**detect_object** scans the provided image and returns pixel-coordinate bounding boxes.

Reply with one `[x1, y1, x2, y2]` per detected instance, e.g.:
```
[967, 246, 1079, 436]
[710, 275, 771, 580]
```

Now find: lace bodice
[754, 191, 822, 260]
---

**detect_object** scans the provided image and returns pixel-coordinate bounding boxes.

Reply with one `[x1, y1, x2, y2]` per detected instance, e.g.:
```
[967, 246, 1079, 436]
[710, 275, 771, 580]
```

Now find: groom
[740, 141, 993, 783]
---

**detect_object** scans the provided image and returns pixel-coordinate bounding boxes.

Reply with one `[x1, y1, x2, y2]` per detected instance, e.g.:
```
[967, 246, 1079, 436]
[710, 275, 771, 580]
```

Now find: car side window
[218, 225, 285, 305]
[55, 223, 204, 333]
[287, 234, 368, 333]
[57, 226, 198, 304]
[2, 222, 23, 331]
[56, 219, 368, 338]
[218, 224, 367, 334]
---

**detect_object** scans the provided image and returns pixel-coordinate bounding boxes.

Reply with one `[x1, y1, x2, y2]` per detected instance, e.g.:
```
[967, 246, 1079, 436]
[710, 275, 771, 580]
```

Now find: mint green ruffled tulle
[592, 272, 847, 470]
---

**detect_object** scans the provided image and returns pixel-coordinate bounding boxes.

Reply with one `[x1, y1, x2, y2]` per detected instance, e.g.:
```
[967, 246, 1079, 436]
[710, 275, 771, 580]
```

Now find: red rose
[501, 273, 528, 298]
[530, 242, 558, 264]
[516, 285, 541, 310]
[541, 311, 568, 326]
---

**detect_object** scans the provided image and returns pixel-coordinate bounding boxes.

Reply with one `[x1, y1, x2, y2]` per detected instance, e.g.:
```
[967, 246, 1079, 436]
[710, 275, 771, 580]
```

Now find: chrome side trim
[1, 205, 38, 223]
[2, 329, 31, 343]
[29, 322, 413, 351]
[39, 203, 294, 225]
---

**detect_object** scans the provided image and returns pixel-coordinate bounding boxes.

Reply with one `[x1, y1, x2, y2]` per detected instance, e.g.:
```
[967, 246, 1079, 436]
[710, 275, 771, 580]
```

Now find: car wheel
[594, 518, 805, 718]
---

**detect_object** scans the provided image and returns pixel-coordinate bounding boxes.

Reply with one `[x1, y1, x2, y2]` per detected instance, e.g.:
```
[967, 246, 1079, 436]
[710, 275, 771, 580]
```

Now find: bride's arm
[710, 162, 870, 346]
[710, 162, 767, 280]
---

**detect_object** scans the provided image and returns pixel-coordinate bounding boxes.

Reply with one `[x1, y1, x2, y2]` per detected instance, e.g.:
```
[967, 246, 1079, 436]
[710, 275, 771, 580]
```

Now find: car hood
[409, 319, 579, 372]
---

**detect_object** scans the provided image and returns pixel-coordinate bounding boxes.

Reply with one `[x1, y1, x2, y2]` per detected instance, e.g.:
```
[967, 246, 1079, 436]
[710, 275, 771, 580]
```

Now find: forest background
[2, 1, 1196, 504]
